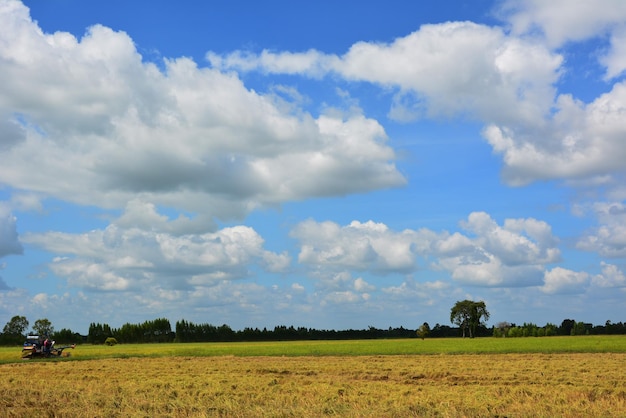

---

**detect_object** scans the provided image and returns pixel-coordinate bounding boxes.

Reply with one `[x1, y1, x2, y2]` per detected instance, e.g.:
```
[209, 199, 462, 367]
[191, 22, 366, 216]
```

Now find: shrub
[104, 337, 118, 346]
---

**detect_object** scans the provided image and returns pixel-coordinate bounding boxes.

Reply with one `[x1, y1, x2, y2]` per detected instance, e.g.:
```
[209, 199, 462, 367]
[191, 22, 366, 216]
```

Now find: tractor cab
[22, 335, 43, 355]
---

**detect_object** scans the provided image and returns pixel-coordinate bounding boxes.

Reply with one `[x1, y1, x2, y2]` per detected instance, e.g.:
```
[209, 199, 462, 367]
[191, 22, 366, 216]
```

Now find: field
[1, 336, 625, 417]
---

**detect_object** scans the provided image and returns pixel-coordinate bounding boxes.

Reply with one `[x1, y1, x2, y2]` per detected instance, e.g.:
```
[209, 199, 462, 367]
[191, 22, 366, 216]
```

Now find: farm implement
[21, 335, 76, 359]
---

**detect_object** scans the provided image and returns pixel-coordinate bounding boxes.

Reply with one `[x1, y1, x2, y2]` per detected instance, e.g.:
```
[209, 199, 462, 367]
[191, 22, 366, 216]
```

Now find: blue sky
[1, 0, 625, 334]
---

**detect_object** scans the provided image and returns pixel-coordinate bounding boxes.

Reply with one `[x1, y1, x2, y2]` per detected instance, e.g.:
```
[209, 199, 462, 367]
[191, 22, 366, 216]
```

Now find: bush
[104, 337, 118, 346]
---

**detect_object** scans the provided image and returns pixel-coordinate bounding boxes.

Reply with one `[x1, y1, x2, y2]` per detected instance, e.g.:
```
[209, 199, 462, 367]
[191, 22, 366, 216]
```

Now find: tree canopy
[33, 318, 54, 337]
[2, 315, 29, 336]
[450, 300, 490, 338]
[1, 315, 30, 345]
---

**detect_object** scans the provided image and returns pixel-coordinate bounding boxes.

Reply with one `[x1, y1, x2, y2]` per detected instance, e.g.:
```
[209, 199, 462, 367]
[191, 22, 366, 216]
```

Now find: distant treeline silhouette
[77, 318, 626, 344]
[3, 316, 625, 345]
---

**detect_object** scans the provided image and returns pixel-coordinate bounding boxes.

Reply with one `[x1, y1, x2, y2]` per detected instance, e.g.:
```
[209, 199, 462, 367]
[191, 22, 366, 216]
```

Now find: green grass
[1, 335, 625, 364]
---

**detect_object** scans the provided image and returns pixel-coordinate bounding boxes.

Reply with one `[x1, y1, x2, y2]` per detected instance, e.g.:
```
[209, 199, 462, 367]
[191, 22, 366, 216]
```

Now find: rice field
[1, 336, 625, 417]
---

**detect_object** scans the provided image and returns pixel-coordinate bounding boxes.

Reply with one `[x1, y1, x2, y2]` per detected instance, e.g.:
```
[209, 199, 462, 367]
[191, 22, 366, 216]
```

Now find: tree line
[492, 319, 626, 337]
[2, 310, 626, 346]
[88, 318, 173, 344]
[174, 320, 416, 343]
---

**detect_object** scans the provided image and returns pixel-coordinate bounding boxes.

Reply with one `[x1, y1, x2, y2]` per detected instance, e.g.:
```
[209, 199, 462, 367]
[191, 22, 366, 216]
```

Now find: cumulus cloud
[291, 212, 560, 287]
[500, 0, 626, 47]
[209, 22, 561, 127]
[485, 83, 626, 186]
[484, 1, 626, 186]
[208, 11, 626, 191]
[592, 262, 626, 288]
[601, 26, 626, 79]
[541, 267, 589, 294]
[431, 212, 560, 287]
[577, 202, 626, 258]
[291, 219, 426, 273]
[0, 1, 405, 222]
[22, 208, 290, 292]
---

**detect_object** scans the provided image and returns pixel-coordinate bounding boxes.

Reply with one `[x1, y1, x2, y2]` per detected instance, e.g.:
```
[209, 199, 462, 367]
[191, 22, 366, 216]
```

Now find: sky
[1, 0, 625, 335]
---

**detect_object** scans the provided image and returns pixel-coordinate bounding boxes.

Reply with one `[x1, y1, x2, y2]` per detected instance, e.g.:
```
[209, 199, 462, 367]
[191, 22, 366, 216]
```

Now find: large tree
[3, 315, 29, 336]
[32, 318, 54, 337]
[450, 300, 490, 338]
[2, 315, 29, 345]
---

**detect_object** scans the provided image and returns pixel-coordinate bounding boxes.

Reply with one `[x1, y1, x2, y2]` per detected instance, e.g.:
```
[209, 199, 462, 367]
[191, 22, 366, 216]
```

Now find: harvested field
[1, 353, 625, 417]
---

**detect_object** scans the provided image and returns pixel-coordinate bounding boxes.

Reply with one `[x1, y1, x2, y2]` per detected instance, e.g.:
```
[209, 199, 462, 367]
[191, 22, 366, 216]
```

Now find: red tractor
[21, 335, 76, 359]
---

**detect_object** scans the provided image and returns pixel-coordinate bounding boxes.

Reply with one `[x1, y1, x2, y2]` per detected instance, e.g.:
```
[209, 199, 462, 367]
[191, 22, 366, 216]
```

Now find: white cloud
[322, 290, 365, 305]
[207, 49, 339, 78]
[382, 279, 450, 302]
[592, 262, 626, 288]
[500, 0, 626, 82]
[461, 212, 560, 266]
[51, 260, 132, 291]
[22, 212, 290, 292]
[500, 0, 626, 47]
[291, 219, 425, 273]
[261, 251, 292, 273]
[354, 277, 375, 293]
[435, 212, 559, 287]
[0, 204, 23, 258]
[210, 22, 561, 126]
[291, 283, 305, 292]
[485, 82, 626, 185]
[0, 2, 405, 222]
[291, 212, 560, 288]
[207, 13, 626, 191]
[541, 267, 589, 294]
[577, 202, 626, 258]
[601, 26, 626, 79]
[110, 199, 222, 237]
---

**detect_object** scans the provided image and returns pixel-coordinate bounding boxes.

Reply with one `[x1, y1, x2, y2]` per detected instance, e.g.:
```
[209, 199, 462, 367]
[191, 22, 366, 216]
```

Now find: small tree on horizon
[416, 322, 430, 340]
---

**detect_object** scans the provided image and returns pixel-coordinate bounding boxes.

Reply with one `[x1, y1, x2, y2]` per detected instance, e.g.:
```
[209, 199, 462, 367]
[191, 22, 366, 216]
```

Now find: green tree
[493, 321, 511, 338]
[450, 300, 490, 338]
[559, 319, 576, 336]
[88, 322, 112, 344]
[544, 323, 558, 336]
[1, 315, 29, 345]
[32, 318, 54, 337]
[54, 328, 80, 344]
[416, 322, 430, 340]
[571, 321, 588, 336]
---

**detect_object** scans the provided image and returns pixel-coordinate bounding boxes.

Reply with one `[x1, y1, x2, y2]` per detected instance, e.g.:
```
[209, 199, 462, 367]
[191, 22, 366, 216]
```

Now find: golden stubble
[1, 353, 624, 417]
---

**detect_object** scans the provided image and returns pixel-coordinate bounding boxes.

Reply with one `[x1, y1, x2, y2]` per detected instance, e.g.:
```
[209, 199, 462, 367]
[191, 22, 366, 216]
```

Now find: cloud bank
[0, 0, 405, 226]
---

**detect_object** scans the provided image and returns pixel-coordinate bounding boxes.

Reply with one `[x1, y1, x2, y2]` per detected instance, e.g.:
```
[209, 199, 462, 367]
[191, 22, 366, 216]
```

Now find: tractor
[21, 335, 76, 359]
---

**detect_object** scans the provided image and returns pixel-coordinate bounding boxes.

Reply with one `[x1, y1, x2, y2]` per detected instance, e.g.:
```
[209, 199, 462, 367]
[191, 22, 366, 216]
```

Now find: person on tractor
[43, 337, 52, 357]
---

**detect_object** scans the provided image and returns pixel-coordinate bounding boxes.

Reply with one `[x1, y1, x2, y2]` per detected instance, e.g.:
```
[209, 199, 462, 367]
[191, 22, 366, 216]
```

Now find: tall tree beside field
[88, 322, 113, 344]
[450, 300, 490, 338]
[450, 300, 473, 338]
[32, 318, 54, 337]
[1, 315, 29, 344]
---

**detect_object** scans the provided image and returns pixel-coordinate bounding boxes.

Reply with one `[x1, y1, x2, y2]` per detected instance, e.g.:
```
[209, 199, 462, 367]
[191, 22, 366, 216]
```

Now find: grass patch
[1, 335, 624, 364]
